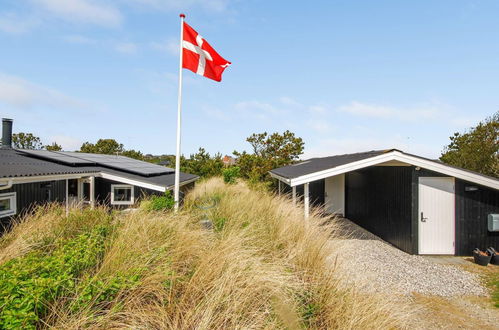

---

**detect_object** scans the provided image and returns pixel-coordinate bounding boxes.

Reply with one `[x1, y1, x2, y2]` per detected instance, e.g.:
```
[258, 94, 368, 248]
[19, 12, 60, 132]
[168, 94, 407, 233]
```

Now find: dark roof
[270, 149, 499, 188]
[18, 149, 173, 176]
[0, 149, 100, 178]
[0, 149, 198, 189]
[100, 168, 198, 189]
[270, 149, 393, 179]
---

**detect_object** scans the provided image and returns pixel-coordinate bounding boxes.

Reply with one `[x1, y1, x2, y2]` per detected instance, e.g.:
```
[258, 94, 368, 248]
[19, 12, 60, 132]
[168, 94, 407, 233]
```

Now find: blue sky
[0, 0, 498, 159]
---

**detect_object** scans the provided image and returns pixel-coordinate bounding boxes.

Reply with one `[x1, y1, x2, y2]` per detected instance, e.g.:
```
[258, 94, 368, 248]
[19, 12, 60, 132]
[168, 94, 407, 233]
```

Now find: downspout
[0, 179, 13, 191]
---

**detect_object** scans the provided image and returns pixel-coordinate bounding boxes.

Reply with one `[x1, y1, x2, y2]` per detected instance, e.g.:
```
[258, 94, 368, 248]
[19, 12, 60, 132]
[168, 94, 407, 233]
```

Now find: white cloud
[234, 100, 284, 120]
[32, 0, 123, 27]
[307, 119, 331, 133]
[279, 96, 302, 107]
[308, 104, 328, 114]
[62, 34, 98, 44]
[304, 137, 438, 159]
[450, 116, 481, 129]
[0, 13, 40, 34]
[235, 100, 280, 113]
[338, 101, 442, 122]
[114, 42, 138, 54]
[63, 35, 140, 54]
[202, 105, 229, 121]
[150, 39, 178, 55]
[48, 135, 83, 151]
[0, 73, 84, 110]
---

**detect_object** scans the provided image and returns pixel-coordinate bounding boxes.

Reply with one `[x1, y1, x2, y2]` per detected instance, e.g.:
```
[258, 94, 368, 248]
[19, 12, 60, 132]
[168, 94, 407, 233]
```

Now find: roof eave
[272, 150, 499, 190]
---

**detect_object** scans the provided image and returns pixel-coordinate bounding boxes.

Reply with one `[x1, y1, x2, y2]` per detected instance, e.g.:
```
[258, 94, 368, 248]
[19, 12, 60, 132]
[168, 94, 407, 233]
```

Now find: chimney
[2, 118, 13, 149]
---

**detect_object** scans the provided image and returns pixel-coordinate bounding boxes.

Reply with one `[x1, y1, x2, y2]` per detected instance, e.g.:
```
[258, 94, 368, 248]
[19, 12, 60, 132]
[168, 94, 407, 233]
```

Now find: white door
[418, 177, 455, 255]
[324, 174, 345, 215]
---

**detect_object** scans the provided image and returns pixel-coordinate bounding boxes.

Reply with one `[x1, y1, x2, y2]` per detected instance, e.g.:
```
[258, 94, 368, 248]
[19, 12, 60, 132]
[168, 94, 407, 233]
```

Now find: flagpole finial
[180, 13, 185, 18]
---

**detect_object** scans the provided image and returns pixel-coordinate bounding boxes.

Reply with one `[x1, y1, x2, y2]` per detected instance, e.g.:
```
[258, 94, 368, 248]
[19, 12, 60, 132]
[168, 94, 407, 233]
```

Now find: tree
[80, 139, 145, 160]
[182, 148, 224, 178]
[45, 142, 62, 151]
[80, 139, 124, 155]
[234, 130, 304, 182]
[121, 149, 144, 161]
[246, 130, 304, 163]
[440, 111, 498, 178]
[12, 133, 43, 149]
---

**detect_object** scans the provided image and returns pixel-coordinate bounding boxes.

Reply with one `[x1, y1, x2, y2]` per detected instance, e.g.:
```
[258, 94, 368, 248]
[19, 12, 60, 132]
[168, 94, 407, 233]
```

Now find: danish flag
[181, 21, 231, 82]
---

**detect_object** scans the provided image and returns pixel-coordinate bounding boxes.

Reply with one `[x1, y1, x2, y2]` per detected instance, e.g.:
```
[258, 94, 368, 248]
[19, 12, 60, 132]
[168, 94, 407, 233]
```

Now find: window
[111, 184, 134, 205]
[0, 192, 16, 217]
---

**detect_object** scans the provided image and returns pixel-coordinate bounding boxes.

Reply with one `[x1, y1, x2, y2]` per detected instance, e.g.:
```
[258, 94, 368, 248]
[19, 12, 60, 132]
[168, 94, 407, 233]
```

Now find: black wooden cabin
[0, 119, 198, 230]
[271, 149, 499, 256]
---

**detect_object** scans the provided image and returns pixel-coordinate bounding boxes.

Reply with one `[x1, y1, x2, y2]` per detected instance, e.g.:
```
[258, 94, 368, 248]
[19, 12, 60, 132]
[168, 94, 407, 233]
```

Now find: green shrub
[142, 191, 175, 211]
[71, 273, 141, 313]
[0, 226, 109, 329]
[223, 166, 240, 184]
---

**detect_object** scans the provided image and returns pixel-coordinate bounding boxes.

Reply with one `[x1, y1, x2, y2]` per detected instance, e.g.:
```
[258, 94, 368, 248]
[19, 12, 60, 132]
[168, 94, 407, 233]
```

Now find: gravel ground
[332, 218, 488, 297]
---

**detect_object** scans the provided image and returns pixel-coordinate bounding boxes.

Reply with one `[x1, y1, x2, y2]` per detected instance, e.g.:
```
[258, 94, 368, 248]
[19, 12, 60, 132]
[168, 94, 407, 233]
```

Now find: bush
[223, 166, 240, 184]
[0, 226, 109, 329]
[143, 191, 175, 211]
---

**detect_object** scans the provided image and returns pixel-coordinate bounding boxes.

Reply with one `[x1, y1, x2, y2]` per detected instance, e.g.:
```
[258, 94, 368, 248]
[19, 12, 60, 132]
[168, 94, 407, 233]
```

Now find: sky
[0, 0, 498, 159]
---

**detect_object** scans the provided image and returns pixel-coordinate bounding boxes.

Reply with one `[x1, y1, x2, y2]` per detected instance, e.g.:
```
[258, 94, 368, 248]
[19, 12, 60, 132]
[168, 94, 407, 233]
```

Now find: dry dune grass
[0, 204, 110, 264]
[0, 178, 410, 329]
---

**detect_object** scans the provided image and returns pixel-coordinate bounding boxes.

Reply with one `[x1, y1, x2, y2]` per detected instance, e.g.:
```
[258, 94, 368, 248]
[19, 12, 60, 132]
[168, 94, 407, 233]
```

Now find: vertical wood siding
[345, 166, 414, 253]
[0, 180, 66, 229]
[455, 180, 499, 255]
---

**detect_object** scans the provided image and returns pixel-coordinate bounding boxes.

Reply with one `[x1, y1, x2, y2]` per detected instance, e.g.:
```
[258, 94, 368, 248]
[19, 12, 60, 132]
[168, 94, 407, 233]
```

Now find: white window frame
[0, 192, 17, 217]
[110, 184, 135, 205]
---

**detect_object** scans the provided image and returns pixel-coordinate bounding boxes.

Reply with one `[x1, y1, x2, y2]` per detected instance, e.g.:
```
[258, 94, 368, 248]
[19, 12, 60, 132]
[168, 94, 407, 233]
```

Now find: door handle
[420, 212, 428, 222]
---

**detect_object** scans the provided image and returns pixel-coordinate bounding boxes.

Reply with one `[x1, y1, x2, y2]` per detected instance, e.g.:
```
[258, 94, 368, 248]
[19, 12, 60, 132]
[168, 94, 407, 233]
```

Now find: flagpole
[174, 13, 185, 212]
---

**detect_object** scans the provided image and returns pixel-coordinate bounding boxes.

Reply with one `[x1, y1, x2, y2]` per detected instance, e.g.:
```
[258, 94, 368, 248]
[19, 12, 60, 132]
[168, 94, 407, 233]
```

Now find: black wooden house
[270, 149, 499, 256]
[0, 119, 198, 227]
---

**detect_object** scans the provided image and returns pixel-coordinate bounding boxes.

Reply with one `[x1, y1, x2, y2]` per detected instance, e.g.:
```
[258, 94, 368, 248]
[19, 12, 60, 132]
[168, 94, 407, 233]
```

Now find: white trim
[274, 151, 499, 190]
[4, 172, 100, 184]
[391, 152, 499, 190]
[0, 192, 16, 218]
[100, 172, 166, 192]
[3, 171, 199, 193]
[268, 172, 291, 185]
[111, 184, 135, 205]
[89, 176, 95, 209]
[65, 179, 69, 216]
[290, 152, 396, 186]
[0, 179, 13, 191]
[304, 182, 310, 219]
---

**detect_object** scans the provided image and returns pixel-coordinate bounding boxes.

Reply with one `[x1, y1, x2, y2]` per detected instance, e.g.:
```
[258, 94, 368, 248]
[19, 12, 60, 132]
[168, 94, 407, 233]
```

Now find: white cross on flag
[182, 21, 231, 82]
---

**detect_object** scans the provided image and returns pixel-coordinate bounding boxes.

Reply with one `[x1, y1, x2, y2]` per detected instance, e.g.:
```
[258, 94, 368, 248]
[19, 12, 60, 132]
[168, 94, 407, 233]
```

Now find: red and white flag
[181, 21, 231, 82]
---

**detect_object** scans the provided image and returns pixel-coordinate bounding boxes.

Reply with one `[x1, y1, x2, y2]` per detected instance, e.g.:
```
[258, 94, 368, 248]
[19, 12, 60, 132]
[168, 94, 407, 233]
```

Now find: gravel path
[332, 218, 488, 297]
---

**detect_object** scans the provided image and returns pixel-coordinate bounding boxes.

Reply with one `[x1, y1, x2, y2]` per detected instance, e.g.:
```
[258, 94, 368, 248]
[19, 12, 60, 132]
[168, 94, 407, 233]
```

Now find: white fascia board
[391, 152, 499, 190]
[290, 153, 397, 186]
[269, 172, 291, 185]
[289, 150, 499, 190]
[5, 172, 100, 184]
[99, 172, 166, 192]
